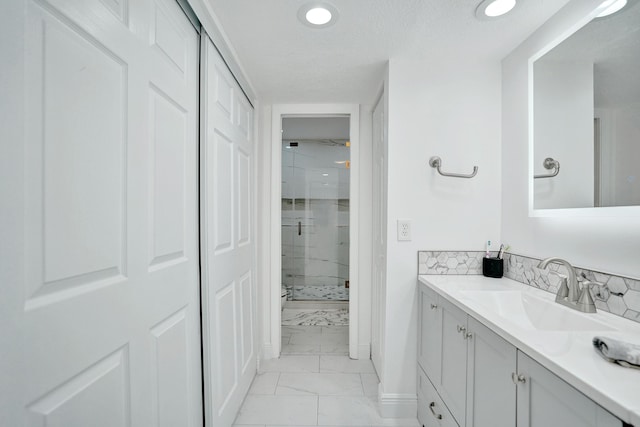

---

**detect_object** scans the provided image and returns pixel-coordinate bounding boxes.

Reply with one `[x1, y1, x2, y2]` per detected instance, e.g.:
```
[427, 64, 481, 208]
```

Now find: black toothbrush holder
[482, 257, 503, 278]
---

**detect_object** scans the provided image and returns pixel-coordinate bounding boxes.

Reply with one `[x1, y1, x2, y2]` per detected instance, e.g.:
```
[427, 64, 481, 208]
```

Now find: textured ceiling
[208, 0, 572, 104]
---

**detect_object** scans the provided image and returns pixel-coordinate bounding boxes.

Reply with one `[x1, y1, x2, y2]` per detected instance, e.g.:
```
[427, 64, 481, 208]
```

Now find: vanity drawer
[418, 366, 459, 427]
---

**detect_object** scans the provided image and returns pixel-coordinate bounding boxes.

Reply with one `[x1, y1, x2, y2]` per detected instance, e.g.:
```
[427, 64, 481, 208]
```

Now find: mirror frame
[527, 1, 640, 218]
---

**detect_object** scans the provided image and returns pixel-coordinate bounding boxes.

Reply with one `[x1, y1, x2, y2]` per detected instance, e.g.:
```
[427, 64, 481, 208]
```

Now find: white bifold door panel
[1, 0, 202, 426]
[200, 34, 257, 427]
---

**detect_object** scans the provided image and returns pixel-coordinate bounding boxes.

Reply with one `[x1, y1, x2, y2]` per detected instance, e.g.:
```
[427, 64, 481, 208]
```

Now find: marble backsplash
[418, 251, 485, 275]
[418, 250, 640, 323]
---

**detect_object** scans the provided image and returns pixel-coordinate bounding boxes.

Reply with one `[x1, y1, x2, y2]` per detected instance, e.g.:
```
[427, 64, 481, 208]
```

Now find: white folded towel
[593, 336, 640, 369]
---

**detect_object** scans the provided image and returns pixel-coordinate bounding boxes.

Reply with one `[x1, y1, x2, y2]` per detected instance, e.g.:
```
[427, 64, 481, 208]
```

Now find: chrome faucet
[537, 257, 598, 313]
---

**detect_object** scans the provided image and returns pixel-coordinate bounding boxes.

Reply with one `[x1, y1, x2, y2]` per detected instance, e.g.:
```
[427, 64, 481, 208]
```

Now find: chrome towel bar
[534, 157, 560, 179]
[429, 156, 478, 179]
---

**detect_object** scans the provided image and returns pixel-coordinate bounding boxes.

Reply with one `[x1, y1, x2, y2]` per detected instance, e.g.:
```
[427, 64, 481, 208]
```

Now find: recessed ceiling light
[297, 3, 338, 28]
[306, 8, 331, 25]
[322, 173, 329, 176]
[596, 0, 627, 17]
[475, 0, 517, 20]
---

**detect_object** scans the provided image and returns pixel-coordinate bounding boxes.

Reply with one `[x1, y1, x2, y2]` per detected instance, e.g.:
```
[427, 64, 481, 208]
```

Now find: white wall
[502, 0, 640, 279]
[533, 60, 594, 209]
[379, 58, 502, 414]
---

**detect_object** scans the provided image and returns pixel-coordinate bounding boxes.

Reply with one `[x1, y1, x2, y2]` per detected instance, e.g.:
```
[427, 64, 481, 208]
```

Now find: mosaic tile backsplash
[418, 251, 640, 323]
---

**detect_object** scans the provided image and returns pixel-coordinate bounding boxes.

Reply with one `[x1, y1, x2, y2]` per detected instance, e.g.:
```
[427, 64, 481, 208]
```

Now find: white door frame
[270, 104, 360, 358]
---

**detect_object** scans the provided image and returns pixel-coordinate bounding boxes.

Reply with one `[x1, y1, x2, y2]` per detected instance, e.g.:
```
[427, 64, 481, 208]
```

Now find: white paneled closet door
[200, 35, 257, 427]
[1, 0, 202, 425]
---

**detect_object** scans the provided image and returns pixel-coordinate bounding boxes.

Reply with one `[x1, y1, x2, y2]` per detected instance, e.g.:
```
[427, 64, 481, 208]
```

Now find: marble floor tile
[281, 308, 349, 326]
[320, 356, 376, 373]
[361, 373, 380, 396]
[322, 325, 349, 334]
[290, 333, 348, 345]
[317, 396, 382, 425]
[372, 419, 421, 426]
[317, 396, 420, 426]
[282, 325, 323, 335]
[260, 355, 320, 373]
[234, 395, 318, 425]
[281, 344, 321, 355]
[239, 355, 417, 427]
[276, 373, 364, 396]
[320, 343, 349, 355]
[248, 372, 280, 395]
[292, 284, 349, 301]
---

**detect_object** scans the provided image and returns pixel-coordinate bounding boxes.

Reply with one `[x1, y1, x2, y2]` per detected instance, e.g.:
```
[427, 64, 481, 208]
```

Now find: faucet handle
[584, 279, 610, 301]
[549, 271, 569, 299]
[576, 281, 599, 313]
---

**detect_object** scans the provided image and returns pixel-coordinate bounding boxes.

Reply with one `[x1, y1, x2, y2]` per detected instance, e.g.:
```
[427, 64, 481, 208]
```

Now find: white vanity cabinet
[417, 285, 516, 427]
[417, 281, 626, 427]
[515, 352, 621, 427]
[438, 297, 470, 425]
[465, 316, 517, 427]
[418, 285, 442, 385]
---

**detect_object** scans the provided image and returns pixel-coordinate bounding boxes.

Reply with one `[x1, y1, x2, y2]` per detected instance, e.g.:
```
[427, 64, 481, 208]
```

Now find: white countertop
[418, 275, 640, 426]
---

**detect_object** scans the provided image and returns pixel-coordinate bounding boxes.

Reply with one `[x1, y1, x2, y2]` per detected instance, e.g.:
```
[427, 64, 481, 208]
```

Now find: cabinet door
[440, 299, 468, 426]
[466, 317, 516, 427]
[516, 352, 623, 427]
[419, 285, 443, 385]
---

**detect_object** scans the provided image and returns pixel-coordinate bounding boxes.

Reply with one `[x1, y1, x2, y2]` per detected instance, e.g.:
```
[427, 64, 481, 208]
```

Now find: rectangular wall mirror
[531, 0, 640, 210]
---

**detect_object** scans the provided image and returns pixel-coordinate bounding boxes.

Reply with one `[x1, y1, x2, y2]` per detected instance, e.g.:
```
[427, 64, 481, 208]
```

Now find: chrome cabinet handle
[457, 325, 466, 334]
[430, 303, 438, 310]
[298, 221, 302, 236]
[429, 402, 443, 420]
[511, 372, 526, 384]
[465, 332, 473, 339]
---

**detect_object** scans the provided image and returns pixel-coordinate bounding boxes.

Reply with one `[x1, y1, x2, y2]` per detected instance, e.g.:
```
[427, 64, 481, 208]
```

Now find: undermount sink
[458, 290, 614, 332]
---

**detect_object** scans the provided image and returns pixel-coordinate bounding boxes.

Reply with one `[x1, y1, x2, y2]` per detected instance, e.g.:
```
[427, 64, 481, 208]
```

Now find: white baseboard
[261, 344, 275, 361]
[378, 392, 418, 419]
[358, 343, 370, 359]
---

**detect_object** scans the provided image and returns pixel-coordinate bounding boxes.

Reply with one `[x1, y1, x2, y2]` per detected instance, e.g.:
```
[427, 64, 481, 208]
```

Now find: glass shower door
[286, 139, 350, 301]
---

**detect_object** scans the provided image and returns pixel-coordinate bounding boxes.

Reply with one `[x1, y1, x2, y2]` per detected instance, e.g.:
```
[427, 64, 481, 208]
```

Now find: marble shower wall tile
[282, 199, 350, 301]
[417, 250, 640, 323]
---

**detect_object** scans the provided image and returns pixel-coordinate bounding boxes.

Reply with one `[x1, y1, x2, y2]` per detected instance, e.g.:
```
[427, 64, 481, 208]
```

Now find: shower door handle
[298, 221, 301, 236]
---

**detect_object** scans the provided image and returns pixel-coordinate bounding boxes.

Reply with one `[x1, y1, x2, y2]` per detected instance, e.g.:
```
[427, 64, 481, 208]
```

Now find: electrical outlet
[397, 219, 412, 241]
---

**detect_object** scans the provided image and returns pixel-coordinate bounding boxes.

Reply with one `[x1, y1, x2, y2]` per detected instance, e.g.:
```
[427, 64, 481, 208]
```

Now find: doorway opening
[269, 105, 361, 359]
[280, 117, 350, 354]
